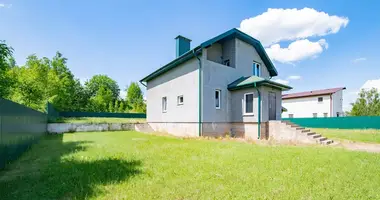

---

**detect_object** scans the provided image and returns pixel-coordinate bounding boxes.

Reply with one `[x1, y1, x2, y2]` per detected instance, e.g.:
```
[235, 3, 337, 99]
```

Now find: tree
[89, 86, 114, 112]
[9, 55, 49, 111]
[126, 82, 146, 113]
[350, 88, 380, 116]
[0, 41, 15, 98]
[85, 75, 120, 101]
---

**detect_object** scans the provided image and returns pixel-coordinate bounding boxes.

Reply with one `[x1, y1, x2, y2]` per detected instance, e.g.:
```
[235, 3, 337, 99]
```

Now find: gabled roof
[140, 28, 278, 83]
[228, 76, 292, 91]
[282, 87, 346, 99]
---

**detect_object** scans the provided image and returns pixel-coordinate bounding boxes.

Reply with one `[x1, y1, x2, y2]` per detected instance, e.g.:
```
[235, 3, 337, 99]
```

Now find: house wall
[222, 39, 236, 68]
[235, 38, 271, 79]
[332, 90, 344, 117]
[206, 43, 222, 64]
[282, 95, 331, 118]
[146, 58, 199, 123]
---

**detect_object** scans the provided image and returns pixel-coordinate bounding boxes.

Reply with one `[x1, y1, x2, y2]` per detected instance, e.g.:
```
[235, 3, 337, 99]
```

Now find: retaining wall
[48, 123, 154, 134]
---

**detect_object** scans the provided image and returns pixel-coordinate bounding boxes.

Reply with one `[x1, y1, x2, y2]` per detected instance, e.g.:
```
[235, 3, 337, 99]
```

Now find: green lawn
[312, 128, 380, 144]
[50, 117, 146, 124]
[1, 131, 380, 199]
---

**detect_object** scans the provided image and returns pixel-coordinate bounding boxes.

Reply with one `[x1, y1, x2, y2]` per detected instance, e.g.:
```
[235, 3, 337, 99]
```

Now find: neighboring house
[282, 87, 346, 118]
[140, 28, 292, 139]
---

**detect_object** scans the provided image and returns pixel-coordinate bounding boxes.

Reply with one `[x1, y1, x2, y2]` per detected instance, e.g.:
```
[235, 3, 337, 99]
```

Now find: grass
[1, 131, 380, 199]
[50, 117, 146, 124]
[312, 128, 380, 144]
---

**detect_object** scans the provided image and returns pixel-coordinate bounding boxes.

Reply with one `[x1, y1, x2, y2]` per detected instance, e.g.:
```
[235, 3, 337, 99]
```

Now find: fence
[47, 103, 146, 121]
[282, 116, 380, 129]
[0, 98, 47, 169]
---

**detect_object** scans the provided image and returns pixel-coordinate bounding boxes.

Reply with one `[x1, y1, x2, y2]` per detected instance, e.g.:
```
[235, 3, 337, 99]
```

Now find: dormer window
[253, 62, 260, 76]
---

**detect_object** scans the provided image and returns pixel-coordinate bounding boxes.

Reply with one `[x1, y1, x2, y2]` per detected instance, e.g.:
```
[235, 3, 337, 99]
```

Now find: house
[140, 28, 292, 139]
[281, 87, 346, 118]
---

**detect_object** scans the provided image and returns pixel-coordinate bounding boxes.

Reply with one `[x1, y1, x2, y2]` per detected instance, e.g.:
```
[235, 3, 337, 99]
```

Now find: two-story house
[282, 87, 346, 118]
[140, 28, 292, 140]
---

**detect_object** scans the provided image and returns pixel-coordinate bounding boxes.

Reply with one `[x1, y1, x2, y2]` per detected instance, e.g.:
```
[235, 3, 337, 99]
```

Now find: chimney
[175, 35, 191, 57]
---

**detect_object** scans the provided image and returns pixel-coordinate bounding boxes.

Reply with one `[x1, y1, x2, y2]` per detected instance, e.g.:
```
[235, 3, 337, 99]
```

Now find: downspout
[330, 94, 333, 117]
[193, 48, 202, 137]
[254, 83, 261, 139]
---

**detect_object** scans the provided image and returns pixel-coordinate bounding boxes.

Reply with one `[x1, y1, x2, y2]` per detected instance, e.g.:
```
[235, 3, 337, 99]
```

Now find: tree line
[0, 40, 146, 113]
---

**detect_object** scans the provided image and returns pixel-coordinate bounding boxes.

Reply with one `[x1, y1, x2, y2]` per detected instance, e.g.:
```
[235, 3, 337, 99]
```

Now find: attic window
[318, 97, 323, 102]
[253, 62, 260, 76]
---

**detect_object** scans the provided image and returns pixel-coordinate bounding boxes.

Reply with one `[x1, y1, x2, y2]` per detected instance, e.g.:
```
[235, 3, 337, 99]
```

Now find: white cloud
[239, 8, 349, 46]
[272, 79, 289, 85]
[361, 79, 380, 91]
[265, 39, 328, 63]
[287, 75, 301, 80]
[0, 3, 12, 8]
[352, 57, 367, 63]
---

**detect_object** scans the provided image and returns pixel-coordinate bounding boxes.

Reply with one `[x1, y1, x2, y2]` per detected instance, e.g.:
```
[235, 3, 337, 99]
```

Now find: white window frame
[215, 89, 221, 109]
[323, 113, 328, 118]
[162, 97, 167, 113]
[318, 97, 323, 102]
[289, 114, 294, 118]
[177, 95, 184, 105]
[313, 113, 318, 118]
[243, 92, 254, 115]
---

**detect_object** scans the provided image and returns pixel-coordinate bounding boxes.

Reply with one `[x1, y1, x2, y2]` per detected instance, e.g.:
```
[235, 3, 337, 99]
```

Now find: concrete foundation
[148, 122, 199, 137]
[268, 121, 316, 144]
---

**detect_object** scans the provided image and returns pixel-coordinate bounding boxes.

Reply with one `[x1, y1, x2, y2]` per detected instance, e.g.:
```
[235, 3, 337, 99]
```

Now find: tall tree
[126, 82, 146, 113]
[0, 41, 14, 98]
[10, 55, 49, 111]
[88, 86, 114, 112]
[350, 88, 380, 116]
[85, 75, 120, 101]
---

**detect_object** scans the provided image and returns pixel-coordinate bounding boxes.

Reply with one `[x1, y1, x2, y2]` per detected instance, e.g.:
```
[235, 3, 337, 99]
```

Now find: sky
[1, 0, 380, 111]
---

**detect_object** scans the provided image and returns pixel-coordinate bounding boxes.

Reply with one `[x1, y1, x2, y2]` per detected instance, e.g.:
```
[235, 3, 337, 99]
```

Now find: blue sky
[1, 0, 379, 110]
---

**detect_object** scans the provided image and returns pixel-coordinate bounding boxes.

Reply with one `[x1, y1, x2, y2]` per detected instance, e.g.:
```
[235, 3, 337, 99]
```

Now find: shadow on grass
[0, 134, 142, 200]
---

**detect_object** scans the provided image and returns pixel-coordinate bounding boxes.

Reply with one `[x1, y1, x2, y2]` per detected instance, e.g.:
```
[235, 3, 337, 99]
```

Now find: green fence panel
[0, 98, 47, 170]
[282, 116, 380, 129]
[58, 111, 146, 119]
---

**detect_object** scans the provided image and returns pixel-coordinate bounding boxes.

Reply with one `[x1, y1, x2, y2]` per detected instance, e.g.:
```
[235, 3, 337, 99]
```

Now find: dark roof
[282, 87, 346, 99]
[228, 76, 292, 91]
[140, 28, 278, 83]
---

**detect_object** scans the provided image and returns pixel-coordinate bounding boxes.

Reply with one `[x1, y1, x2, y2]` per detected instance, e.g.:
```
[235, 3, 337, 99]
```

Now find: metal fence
[0, 98, 47, 169]
[282, 116, 380, 129]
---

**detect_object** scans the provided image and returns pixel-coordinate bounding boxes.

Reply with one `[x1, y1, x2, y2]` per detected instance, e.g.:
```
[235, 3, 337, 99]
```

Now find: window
[313, 113, 318, 118]
[323, 113, 328, 118]
[288, 114, 294, 118]
[244, 93, 254, 115]
[215, 90, 221, 109]
[162, 97, 167, 112]
[177, 95, 184, 105]
[318, 97, 323, 102]
[253, 62, 260, 76]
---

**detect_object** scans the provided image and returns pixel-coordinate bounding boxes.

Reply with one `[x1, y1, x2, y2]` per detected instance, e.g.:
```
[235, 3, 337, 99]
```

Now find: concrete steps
[281, 121, 334, 145]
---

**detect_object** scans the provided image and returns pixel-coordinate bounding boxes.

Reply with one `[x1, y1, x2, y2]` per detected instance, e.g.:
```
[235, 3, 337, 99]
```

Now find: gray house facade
[140, 28, 292, 139]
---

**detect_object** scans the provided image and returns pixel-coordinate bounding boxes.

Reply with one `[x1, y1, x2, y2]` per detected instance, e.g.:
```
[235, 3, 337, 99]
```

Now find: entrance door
[268, 92, 276, 120]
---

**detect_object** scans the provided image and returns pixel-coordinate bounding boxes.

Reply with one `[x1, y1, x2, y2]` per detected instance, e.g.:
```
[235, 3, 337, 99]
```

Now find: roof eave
[140, 46, 201, 83]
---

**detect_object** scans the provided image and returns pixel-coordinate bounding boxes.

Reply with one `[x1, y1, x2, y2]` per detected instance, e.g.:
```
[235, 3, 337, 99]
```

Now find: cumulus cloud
[361, 79, 380, 91]
[352, 57, 367, 63]
[265, 39, 328, 63]
[240, 8, 349, 46]
[272, 79, 289, 85]
[287, 75, 302, 80]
